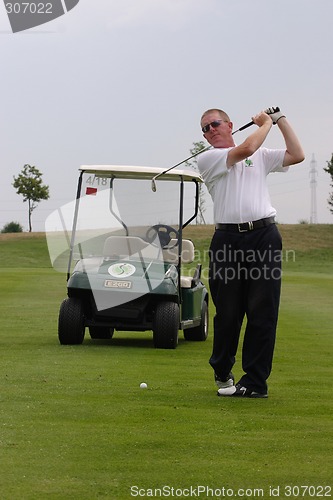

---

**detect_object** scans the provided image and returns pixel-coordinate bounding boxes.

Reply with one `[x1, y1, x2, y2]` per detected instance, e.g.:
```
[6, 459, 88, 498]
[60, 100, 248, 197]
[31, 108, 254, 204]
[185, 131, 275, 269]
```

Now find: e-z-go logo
[3, 0, 80, 33]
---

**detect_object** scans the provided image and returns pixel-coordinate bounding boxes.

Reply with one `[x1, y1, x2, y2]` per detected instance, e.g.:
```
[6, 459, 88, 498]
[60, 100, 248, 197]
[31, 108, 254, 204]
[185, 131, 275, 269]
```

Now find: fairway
[0, 227, 332, 499]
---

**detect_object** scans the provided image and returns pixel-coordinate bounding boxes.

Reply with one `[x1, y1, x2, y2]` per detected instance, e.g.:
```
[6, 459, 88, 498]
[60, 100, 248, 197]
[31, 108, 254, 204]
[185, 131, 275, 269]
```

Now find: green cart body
[48, 165, 209, 348]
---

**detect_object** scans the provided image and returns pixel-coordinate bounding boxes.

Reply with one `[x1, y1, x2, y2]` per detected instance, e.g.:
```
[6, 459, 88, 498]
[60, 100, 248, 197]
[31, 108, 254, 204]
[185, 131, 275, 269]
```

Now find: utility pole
[309, 153, 318, 224]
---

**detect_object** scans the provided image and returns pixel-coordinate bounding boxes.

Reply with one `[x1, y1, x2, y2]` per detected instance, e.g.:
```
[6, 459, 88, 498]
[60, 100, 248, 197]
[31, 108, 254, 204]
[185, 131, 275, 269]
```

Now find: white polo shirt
[197, 147, 288, 224]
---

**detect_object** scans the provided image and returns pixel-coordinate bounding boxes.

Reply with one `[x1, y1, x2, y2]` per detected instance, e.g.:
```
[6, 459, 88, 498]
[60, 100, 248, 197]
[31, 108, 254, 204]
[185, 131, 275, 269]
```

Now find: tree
[185, 141, 207, 224]
[323, 153, 333, 215]
[1, 221, 23, 233]
[13, 164, 50, 232]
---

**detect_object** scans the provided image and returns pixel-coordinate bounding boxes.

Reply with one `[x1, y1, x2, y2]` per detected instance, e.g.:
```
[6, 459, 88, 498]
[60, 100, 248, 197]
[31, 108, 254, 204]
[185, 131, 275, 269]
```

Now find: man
[197, 107, 304, 398]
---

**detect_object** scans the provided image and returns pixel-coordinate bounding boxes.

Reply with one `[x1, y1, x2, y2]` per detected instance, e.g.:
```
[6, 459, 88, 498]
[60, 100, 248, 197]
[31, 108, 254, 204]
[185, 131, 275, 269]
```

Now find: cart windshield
[46, 169, 198, 273]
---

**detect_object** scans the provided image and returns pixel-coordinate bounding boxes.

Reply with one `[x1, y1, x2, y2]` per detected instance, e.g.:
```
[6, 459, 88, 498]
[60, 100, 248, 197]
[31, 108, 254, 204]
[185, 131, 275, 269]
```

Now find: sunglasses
[201, 120, 226, 134]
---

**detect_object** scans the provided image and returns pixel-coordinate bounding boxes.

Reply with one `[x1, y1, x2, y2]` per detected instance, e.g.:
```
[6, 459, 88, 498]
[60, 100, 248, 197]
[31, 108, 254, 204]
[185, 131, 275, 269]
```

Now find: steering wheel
[145, 224, 179, 248]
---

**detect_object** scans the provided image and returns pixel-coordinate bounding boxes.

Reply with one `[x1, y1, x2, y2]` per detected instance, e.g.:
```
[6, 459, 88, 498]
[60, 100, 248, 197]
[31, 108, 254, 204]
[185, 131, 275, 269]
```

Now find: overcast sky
[1, 0, 332, 231]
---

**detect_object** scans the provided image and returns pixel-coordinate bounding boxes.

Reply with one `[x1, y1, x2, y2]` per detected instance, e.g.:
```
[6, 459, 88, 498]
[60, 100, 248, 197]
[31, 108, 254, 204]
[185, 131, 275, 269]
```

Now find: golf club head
[151, 178, 157, 192]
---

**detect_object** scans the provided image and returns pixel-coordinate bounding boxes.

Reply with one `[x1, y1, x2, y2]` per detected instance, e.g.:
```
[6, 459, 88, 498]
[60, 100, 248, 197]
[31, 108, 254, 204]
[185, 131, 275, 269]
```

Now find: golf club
[232, 107, 280, 135]
[231, 120, 254, 135]
[151, 146, 212, 192]
[151, 107, 280, 191]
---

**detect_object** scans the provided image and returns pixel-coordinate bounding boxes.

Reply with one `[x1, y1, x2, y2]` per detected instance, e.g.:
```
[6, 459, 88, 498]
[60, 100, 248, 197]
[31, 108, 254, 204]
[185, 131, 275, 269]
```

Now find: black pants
[209, 224, 282, 394]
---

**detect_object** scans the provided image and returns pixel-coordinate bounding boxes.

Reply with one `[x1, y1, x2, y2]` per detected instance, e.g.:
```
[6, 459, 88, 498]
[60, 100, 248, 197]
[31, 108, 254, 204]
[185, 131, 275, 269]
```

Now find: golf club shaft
[232, 106, 280, 134]
[232, 120, 254, 135]
[151, 146, 212, 191]
[162, 146, 212, 173]
[151, 113, 269, 191]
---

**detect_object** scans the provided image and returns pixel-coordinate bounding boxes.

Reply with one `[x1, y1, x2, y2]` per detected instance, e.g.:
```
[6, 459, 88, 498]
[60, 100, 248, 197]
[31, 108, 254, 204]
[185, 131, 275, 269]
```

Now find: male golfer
[198, 107, 304, 397]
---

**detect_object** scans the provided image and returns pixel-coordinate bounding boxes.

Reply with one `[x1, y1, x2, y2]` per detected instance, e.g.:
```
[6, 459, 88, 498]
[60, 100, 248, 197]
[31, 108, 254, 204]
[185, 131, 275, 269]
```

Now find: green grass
[0, 227, 332, 499]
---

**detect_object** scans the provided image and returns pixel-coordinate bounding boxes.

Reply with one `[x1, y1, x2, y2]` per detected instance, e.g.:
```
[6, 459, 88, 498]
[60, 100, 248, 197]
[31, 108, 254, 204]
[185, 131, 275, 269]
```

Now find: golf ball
[140, 382, 148, 389]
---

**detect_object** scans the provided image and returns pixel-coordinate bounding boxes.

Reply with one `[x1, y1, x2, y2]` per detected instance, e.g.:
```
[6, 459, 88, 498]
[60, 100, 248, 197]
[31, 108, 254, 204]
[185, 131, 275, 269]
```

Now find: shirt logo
[245, 158, 254, 167]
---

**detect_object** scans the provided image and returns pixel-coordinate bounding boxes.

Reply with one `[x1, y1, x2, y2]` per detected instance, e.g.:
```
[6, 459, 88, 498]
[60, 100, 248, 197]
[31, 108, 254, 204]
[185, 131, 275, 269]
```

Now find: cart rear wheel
[58, 297, 85, 345]
[184, 300, 208, 341]
[153, 301, 179, 349]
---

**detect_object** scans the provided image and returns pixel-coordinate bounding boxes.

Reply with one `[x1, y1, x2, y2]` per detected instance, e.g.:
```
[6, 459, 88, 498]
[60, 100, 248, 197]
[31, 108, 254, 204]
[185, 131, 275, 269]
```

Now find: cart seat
[103, 236, 150, 258]
[162, 239, 195, 264]
[163, 239, 195, 289]
[103, 236, 195, 264]
[180, 276, 193, 288]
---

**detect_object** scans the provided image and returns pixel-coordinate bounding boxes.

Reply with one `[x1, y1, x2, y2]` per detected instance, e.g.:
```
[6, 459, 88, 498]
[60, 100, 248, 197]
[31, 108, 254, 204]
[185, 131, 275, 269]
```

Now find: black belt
[216, 217, 275, 233]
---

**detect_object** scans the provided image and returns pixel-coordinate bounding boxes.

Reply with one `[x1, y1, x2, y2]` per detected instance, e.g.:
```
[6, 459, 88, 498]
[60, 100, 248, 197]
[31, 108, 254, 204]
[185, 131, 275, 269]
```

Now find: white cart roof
[79, 165, 203, 183]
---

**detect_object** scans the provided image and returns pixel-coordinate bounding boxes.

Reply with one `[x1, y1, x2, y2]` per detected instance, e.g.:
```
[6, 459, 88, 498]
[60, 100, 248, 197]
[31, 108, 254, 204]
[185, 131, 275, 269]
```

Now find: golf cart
[47, 165, 208, 349]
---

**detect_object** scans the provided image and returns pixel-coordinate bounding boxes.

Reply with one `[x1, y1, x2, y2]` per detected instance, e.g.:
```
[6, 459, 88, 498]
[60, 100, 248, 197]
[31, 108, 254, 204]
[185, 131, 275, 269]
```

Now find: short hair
[201, 109, 230, 124]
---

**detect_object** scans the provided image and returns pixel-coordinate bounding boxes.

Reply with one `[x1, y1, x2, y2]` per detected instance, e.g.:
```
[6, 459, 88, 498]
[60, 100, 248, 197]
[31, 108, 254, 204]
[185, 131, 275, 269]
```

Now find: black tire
[183, 300, 208, 341]
[153, 301, 179, 349]
[58, 297, 85, 345]
[89, 326, 114, 339]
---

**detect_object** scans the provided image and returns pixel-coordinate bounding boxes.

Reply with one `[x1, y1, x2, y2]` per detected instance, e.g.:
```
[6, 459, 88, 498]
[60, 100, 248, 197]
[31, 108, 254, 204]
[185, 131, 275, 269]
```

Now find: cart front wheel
[153, 301, 179, 349]
[58, 297, 85, 345]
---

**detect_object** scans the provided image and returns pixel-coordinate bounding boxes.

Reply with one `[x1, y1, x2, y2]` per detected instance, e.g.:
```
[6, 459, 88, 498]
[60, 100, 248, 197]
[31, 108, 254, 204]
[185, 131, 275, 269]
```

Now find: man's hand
[226, 111, 272, 167]
[252, 111, 273, 128]
[264, 106, 286, 124]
